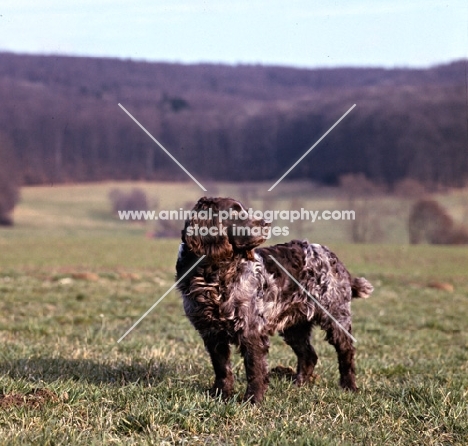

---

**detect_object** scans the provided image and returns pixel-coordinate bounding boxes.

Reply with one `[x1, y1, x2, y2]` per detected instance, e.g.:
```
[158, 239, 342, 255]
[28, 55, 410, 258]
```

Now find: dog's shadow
[0, 356, 172, 387]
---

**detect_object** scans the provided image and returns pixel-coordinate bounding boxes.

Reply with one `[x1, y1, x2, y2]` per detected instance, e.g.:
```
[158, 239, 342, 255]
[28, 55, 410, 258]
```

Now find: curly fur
[176, 197, 373, 403]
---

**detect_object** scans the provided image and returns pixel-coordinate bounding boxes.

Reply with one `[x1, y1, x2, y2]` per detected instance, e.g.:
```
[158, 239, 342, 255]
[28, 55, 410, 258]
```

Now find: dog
[176, 197, 373, 403]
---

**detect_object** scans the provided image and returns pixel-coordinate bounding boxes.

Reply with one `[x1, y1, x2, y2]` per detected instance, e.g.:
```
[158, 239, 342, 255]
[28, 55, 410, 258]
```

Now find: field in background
[0, 182, 467, 444]
[6, 180, 468, 243]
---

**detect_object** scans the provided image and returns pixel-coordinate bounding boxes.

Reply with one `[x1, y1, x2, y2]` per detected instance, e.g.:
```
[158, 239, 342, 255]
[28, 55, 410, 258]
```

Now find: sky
[0, 0, 467, 68]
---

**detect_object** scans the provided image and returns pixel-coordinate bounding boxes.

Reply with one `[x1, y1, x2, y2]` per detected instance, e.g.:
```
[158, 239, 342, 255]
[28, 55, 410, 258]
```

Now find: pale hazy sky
[0, 0, 467, 68]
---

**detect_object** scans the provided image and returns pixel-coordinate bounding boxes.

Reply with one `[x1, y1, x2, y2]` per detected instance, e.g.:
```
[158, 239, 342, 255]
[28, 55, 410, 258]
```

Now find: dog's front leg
[203, 332, 234, 400]
[240, 334, 270, 404]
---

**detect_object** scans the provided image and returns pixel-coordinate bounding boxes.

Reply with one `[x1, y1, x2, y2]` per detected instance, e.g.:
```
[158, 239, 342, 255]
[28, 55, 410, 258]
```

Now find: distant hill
[0, 52, 467, 187]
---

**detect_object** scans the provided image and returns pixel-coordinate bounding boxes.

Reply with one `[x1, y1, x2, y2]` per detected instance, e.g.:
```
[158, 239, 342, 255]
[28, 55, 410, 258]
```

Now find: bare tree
[409, 199, 468, 244]
[289, 197, 307, 238]
[108, 188, 148, 215]
[393, 178, 427, 198]
[0, 133, 20, 226]
[340, 174, 386, 243]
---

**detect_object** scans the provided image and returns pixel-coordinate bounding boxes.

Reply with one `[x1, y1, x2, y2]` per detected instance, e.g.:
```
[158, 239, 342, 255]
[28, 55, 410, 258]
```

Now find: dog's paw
[269, 366, 319, 387]
[242, 391, 263, 404]
[209, 388, 232, 401]
[295, 373, 320, 387]
[343, 385, 359, 392]
[209, 382, 233, 401]
[340, 377, 358, 392]
[269, 365, 295, 381]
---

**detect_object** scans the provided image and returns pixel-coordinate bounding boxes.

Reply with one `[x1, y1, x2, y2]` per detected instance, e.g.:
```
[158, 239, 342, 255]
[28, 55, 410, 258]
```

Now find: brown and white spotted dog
[176, 197, 373, 403]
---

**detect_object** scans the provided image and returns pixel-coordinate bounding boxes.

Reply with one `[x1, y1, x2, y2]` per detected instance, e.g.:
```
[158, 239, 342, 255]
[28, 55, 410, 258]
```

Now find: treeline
[0, 52, 467, 187]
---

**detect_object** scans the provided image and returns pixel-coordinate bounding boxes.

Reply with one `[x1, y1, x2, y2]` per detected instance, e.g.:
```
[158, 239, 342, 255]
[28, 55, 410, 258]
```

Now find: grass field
[0, 183, 467, 445]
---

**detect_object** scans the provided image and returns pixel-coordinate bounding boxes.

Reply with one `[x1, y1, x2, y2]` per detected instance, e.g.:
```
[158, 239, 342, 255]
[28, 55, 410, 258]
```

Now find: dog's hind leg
[325, 323, 358, 391]
[281, 322, 318, 386]
[203, 332, 234, 400]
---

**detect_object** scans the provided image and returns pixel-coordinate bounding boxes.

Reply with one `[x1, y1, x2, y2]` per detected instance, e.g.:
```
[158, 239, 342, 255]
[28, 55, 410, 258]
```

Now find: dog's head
[182, 197, 270, 261]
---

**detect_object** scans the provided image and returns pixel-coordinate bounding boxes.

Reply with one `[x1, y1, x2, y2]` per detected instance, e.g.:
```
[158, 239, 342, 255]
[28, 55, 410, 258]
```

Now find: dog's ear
[183, 197, 233, 261]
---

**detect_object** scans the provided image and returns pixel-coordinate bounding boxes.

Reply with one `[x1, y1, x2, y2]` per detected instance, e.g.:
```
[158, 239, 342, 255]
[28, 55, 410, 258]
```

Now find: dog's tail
[351, 277, 373, 299]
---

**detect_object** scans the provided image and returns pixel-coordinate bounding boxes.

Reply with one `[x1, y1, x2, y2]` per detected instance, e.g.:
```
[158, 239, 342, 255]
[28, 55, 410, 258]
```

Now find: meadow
[0, 182, 467, 445]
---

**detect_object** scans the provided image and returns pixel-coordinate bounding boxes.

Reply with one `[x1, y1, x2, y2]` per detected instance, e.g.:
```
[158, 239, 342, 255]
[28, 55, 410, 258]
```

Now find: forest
[0, 52, 467, 188]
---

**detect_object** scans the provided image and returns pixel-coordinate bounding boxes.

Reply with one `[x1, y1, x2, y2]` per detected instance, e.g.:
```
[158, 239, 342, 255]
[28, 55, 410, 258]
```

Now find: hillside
[0, 52, 467, 187]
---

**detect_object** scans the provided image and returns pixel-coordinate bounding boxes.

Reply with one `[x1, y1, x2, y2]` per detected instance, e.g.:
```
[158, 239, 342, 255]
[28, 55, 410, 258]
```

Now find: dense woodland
[0, 52, 467, 188]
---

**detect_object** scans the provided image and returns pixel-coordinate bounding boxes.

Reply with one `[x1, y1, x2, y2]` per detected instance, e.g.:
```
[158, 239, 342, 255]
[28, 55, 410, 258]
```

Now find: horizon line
[1, 49, 465, 71]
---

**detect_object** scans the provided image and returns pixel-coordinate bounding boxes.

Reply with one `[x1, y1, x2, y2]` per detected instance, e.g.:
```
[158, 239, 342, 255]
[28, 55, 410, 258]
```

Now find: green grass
[0, 182, 467, 444]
